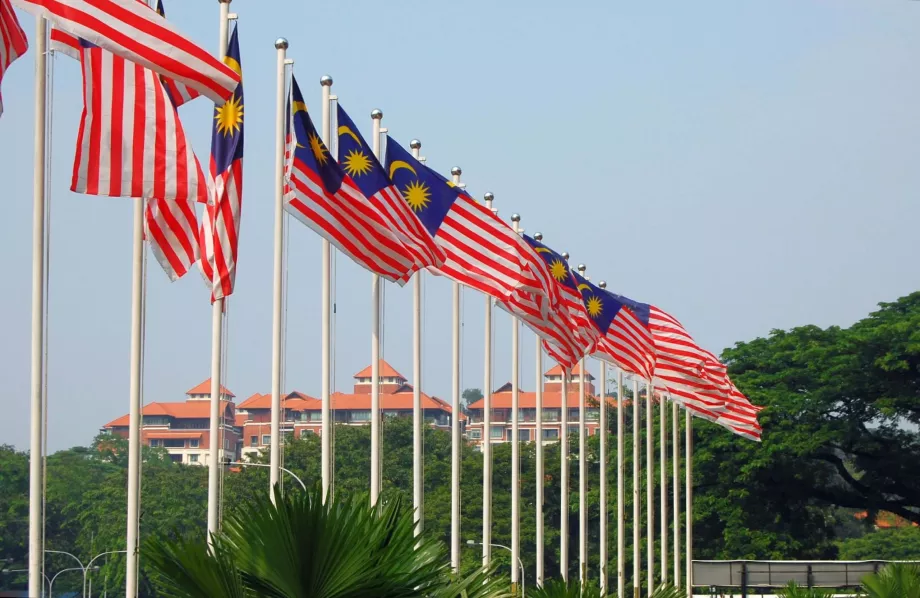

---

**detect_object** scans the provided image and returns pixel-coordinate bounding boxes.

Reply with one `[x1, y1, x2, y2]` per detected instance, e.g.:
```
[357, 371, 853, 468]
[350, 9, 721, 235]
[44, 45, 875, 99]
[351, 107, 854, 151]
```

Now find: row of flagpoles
[0, 0, 765, 596]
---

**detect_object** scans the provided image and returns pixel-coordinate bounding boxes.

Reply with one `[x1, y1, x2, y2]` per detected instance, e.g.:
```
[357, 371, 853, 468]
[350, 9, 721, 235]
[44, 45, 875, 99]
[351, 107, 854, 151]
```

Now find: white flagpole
[532, 244, 544, 586]
[646, 381, 654, 594]
[450, 166, 463, 573]
[685, 411, 693, 598]
[617, 369, 626, 598]
[660, 391, 668, 585]
[369, 110, 384, 505]
[29, 16, 48, 598]
[673, 402, 680, 587]
[410, 139, 424, 535]
[632, 379, 640, 598]
[559, 251, 571, 583]
[599, 356, 608, 594]
[482, 192, 495, 567]
[510, 214, 522, 595]
[576, 265, 587, 584]
[207, 0, 231, 546]
[320, 75, 334, 499]
[269, 38, 289, 497]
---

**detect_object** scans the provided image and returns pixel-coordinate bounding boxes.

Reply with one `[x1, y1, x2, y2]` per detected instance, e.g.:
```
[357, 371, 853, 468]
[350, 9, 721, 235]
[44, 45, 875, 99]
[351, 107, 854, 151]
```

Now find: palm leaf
[861, 563, 920, 598]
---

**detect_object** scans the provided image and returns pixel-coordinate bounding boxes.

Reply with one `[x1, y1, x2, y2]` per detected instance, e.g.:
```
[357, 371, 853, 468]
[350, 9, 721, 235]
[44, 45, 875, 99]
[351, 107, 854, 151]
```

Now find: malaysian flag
[199, 24, 243, 301]
[13, 0, 239, 102]
[144, 197, 198, 280]
[335, 103, 445, 276]
[384, 137, 559, 306]
[571, 271, 657, 382]
[70, 37, 209, 203]
[0, 0, 26, 118]
[284, 75, 417, 284]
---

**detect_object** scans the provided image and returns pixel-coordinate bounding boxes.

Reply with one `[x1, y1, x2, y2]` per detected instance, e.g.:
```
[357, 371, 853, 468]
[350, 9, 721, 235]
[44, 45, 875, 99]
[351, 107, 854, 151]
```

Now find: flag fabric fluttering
[0, 0, 26, 118]
[199, 24, 243, 301]
[284, 75, 417, 285]
[144, 197, 198, 280]
[384, 137, 559, 305]
[12, 0, 238, 102]
[336, 103, 445, 275]
[70, 37, 210, 203]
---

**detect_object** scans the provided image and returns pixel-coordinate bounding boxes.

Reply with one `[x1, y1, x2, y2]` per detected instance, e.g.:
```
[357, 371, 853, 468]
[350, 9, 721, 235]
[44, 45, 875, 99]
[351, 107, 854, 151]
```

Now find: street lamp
[49, 566, 91, 597]
[467, 539, 525, 597]
[83, 550, 126, 598]
[229, 461, 307, 491]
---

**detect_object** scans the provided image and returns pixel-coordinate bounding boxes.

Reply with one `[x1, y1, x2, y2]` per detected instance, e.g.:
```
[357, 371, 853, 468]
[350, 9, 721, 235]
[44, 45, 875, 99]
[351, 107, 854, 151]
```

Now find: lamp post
[230, 461, 307, 491]
[467, 540, 524, 597]
[49, 566, 90, 597]
[83, 551, 126, 598]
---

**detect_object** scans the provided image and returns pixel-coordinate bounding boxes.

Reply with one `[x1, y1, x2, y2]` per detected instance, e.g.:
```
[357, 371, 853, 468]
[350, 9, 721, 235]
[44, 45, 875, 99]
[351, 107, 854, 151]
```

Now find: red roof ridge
[185, 378, 235, 397]
[353, 360, 406, 381]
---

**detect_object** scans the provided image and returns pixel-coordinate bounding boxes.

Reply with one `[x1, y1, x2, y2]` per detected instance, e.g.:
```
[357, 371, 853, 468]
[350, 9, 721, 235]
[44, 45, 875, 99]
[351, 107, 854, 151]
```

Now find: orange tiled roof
[237, 392, 320, 411]
[103, 400, 233, 428]
[467, 391, 615, 410]
[329, 390, 452, 412]
[185, 378, 235, 397]
[146, 431, 203, 439]
[544, 363, 593, 378]
[353, 360, 406, 380]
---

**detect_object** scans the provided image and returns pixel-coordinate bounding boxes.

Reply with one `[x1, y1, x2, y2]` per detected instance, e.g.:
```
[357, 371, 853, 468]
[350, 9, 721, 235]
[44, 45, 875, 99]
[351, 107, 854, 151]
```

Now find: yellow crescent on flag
[389, 160, 417, 180]
[338, 125, 362, 146]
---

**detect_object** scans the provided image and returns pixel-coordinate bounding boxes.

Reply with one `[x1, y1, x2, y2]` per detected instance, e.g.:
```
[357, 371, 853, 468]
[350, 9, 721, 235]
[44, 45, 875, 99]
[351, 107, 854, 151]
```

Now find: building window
[567, 425, 578, 436]
[262, 435, 271, 446]
[169, 454, 182, 463]
[163, 439, 184, 448]
[519, 408, 536, 422]
[586, 408, 600, 421]
[301, 429, 316, 435]
[519, 429, 531, 441]
[542, 409, 560, 422]
[188, 454, 199, 463]
[542, 429, 559, 439]
[469, 429, 482, 439]
[490, 426, 504, 439]
[491, 409, 508, 422]
[250, 435, 258, 446]
[189, 439, 200, 448]
[143, 416, 170, 426]
[568, 408, 579, 420]
[350, 410, 371, 422]
[149, 439, 161, 447]
[383, 410, 400, 419]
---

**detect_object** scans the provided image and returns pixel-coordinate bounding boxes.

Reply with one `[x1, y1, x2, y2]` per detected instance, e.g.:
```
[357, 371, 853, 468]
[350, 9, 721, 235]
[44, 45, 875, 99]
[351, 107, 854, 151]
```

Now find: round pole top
[410, 139, 421, 149]
[483, 192, 495, 202]
[511, 213, 521, 222]
[534, 232, 543, 241]
[450, 166, 462, 176]
[274, 38, 289, 50]
[598, 281, 607, 289]
[371, 109, 383, 120]
[577, 264, 587, 273]
[320, 75, 333, 86]
[562, 252, 570, 260]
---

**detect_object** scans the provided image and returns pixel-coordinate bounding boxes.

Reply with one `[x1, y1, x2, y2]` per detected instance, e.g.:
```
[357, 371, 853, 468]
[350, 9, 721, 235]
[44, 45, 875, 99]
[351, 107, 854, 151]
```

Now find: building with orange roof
[101, 379, 239, 466]
[236, 360, 458, 460]
[466, 366, 619, 445]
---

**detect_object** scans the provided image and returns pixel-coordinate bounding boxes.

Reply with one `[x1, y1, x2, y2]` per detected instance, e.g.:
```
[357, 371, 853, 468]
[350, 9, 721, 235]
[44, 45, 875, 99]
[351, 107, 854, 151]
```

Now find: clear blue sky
[2, 0, 918, 452]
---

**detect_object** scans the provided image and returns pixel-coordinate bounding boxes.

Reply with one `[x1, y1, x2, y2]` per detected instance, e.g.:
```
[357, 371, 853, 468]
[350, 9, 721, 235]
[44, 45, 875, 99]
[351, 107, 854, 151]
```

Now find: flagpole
[673, 401, 680, 587]
[410, 139, 424, 535]
[269, 37, 289, 497]
[660, 391, 668, 585]
[632, 379, 640, 598]
[598, 356, 608, 594]
[368, 110, 384, 505]
[559, 251, 571, 583]
[482, 192, 495, 568]
[510, 214, 522, 595]
[450, 166, 463, 573]
[532, 237, 544, 586]
[576, 264, 587, 584]
[617, 369, 626, 598]
[685, 411, 693, 598]
[207, 0, 231, 546]
[646, 381, 654, 594]
[320, 74, 334, 500]
[28, 16, 48, 598]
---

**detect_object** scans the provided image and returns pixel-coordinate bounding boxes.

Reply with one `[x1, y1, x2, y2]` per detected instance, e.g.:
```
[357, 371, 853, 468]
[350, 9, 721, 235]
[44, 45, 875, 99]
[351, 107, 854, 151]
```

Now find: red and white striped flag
[71, 41, 209, 203]
[144, 197, 198, 280]
[12, 0, 238, 103]
[0, 0, 27, 117]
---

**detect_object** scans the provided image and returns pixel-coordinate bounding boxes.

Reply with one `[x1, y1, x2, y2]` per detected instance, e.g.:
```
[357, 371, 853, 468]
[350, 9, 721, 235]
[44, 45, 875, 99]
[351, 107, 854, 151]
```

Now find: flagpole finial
[451, 166, 462, 176]
[599, 281, 607, 289]
[483, 192, 494, 203]
[562, 252, 570, 261]
[320, 75, 333, 86]
[534, 232, 543, 241]
[410, 139, 421, 150]
[275, 38, 289, 50]
[511, 213, 521, 223]
[371, 109, 383, 120]
[577, 264, 587, 274]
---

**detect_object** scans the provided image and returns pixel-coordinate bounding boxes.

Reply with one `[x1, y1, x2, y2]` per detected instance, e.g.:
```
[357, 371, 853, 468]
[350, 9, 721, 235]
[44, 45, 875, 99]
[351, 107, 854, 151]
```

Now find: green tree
[838, 527, 920, 561]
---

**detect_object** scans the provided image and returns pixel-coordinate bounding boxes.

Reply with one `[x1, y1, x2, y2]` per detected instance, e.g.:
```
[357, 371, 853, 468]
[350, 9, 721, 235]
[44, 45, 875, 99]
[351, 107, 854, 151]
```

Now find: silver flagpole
[369, 110, 384, 505]
[598, 356, 608, 594]
[617, 369, 626, 598]
[660, 391, 668, 585]
[28, 15, 48, 598]
[673, 402, 680, 587]
[510, 214, 522, 595]
[320, 75, 334, 499]
[532, 240, 544, 586]
[685, 411, 693, 598]
[450, 167, 463, 572]
[646, 380, 655, 594]
[410, 139, 424, 535]
[482, 192, 495, 567]
[207, 0, 231, 547]
[576, 264, 587, 584]
[559, 251, 571, 583]
[269, 38, 289, 497]
[632, 379, 640, 598]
